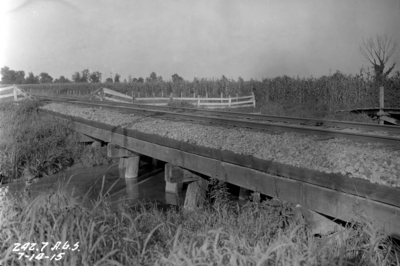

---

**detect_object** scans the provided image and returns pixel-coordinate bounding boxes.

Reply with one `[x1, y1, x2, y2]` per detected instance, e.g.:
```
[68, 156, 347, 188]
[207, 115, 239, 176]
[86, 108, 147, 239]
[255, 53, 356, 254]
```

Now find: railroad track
[34, 94, 400, 146]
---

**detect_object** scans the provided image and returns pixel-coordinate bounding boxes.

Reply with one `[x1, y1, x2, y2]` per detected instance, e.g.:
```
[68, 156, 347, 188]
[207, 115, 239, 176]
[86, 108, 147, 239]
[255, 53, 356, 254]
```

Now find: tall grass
[0, 100, 115, 183]
[0, 177, 399, 265]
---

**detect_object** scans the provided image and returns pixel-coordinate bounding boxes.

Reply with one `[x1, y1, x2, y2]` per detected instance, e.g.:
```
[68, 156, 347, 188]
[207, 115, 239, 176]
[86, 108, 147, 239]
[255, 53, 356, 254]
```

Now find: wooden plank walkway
[41, 109, 400, 238]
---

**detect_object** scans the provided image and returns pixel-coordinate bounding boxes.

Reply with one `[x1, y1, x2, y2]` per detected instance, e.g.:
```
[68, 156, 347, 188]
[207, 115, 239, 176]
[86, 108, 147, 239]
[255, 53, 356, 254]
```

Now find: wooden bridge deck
[40, 109, 400, 239]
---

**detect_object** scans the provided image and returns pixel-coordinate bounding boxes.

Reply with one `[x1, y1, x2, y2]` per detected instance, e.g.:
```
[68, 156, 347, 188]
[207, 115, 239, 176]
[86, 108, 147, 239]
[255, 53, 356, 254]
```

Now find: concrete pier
[125, 178, 139, 201]
[125, 155, 140, 179]
[184, 178, 209, 211]
[239, 187, 252, 200]
[108, 143, 140, 179]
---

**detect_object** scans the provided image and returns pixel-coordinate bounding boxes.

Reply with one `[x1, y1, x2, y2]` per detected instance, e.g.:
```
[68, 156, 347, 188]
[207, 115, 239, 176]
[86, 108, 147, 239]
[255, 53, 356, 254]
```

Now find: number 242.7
[13, 242, 79, 252]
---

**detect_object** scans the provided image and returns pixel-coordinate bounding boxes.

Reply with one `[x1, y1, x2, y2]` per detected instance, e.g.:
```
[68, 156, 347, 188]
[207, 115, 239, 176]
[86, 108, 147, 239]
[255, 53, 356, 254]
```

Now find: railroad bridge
[37, 103, 400, 240]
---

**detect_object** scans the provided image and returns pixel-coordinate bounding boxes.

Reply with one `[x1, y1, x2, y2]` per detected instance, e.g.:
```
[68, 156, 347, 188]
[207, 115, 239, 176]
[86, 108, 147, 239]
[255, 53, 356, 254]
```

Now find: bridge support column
[239, 187, 252, 200]
[91, 141, 102, 148]
[108, 143, 140, 179]
[164, 163, 209, 211]
[164, 163, 201, 194]
[184, 178, 209, 211]
[125, 178, 139, 200]
[118, 158, 126, 178]
[165, 182, 183, 193]
[165, 193, 181, 205]
[294, 204, 341, 236]
[125, 155, 140, 179]
[152, 158, 158, 166]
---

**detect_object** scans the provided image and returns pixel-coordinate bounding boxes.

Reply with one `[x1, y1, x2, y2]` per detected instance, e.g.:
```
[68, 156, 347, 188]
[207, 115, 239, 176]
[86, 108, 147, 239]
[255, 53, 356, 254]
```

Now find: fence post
[379, 86, 384, 125]
[228, 95, 231, 107]
[197, 95, 200, 108]
[252, 92, 256, 107]
[221, 92, 223, 103]
[13, 87, 18, 101]
[100, 89, 105, 101]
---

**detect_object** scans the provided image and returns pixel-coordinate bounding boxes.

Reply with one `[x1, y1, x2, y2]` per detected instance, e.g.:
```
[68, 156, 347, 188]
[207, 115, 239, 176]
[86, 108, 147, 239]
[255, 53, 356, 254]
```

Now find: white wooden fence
[88, 88, 133, 102]
[90, 88, 256, 109]
[0, 86, 32, 101]
[0, 86, 256, 109]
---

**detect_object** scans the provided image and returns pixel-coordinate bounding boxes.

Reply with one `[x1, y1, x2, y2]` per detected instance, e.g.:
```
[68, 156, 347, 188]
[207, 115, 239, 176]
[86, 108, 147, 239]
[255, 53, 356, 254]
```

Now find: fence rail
[0, 86, 31, 101]
[3, 86, 256, 109]
[87, 88, 256, 108]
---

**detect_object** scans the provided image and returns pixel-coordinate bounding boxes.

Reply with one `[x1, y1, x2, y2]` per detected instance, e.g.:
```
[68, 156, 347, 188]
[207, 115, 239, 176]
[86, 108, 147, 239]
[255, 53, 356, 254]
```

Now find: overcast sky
[1, 0, 399, 81]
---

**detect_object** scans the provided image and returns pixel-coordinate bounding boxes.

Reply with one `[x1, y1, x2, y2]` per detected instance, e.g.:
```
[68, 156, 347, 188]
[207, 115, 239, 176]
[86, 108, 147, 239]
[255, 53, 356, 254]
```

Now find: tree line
[0, 67, 186, 85]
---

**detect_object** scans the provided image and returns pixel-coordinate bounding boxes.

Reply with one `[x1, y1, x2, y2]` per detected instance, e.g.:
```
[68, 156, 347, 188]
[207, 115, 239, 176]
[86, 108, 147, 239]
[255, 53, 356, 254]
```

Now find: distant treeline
[19, 70, 400, 110]
[0, 66, 183, 84]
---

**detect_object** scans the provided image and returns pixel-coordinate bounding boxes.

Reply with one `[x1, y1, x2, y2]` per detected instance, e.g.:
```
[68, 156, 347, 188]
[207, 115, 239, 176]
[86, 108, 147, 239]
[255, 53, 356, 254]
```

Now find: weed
[0, 101, 114, 183]
[0, 178, 399, 265]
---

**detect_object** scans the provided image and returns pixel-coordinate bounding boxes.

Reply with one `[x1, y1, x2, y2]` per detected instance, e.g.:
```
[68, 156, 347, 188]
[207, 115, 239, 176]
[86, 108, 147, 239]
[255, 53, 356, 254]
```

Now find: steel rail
[34, 94, 400, 134]
[36, 96, 400, 145]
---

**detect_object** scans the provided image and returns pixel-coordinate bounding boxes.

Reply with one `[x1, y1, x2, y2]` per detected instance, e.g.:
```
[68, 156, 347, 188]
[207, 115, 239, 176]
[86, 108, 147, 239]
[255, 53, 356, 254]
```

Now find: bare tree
[360, 34, 397, 82]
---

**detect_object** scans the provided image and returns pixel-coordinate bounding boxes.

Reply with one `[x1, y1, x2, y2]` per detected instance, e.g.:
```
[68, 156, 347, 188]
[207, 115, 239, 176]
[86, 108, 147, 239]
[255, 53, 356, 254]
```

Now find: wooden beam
[107, 143, 137, 158]
[74, 122, 111, 142]
[74, 132, 99, 143]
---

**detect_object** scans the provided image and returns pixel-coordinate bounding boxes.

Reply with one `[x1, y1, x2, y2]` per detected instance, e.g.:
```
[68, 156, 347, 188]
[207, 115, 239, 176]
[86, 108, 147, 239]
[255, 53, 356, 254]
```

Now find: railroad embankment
[41, 102, 400, 188]
[1, 100, 400, 265]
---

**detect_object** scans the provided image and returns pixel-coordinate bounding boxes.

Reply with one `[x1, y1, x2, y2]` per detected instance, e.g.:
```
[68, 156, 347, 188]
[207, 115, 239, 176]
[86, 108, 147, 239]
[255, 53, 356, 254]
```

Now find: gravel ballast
[41, 103, 400, 188]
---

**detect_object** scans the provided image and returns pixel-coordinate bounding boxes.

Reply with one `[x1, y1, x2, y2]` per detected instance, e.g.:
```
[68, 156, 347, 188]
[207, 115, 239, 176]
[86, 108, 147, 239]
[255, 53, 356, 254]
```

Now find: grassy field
[1, 177, 399, 265]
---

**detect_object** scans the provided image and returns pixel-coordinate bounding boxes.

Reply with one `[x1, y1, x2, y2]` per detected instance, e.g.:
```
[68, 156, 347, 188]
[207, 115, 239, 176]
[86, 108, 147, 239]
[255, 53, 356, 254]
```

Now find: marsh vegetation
[0, 100, 115, 184]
